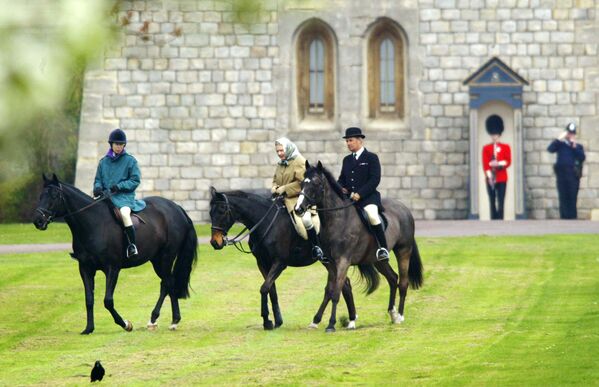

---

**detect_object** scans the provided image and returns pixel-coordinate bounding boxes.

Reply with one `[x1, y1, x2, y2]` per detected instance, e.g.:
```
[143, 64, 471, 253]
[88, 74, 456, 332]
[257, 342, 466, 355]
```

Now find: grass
[0, 235, 598, 385]
[0, 223, 245, 244]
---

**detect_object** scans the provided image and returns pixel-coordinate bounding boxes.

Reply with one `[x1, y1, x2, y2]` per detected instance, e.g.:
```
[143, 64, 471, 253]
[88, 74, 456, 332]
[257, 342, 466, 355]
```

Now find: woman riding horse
[271, 137, 323, 261]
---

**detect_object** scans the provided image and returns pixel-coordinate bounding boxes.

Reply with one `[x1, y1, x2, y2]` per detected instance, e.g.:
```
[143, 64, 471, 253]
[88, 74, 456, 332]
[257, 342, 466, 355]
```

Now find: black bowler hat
[342, 127, 365, 139]
[485, 115, 504, 136]
[566, 122, 577, 134]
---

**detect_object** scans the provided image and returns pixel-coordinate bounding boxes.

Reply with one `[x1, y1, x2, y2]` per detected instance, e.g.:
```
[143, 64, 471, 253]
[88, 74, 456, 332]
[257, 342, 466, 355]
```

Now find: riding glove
[93, 187, 103, 197]
[110, 185, 119, 193]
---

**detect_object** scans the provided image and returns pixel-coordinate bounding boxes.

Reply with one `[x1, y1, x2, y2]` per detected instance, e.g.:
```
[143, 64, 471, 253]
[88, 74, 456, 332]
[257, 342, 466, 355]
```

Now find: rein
[212, 194, 283, 254]
[300, 190, 356, 212]
[36, 185, 109, 224]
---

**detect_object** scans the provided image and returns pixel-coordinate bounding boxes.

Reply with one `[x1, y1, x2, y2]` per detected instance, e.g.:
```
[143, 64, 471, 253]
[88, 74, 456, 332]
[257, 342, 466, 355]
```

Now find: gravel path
[0, 220, 597, 254]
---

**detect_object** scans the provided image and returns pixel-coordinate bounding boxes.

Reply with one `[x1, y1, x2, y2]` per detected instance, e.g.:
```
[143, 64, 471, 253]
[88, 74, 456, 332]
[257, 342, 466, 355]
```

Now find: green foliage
[0, 1, 117, 222]
[1, 236, 598, 384]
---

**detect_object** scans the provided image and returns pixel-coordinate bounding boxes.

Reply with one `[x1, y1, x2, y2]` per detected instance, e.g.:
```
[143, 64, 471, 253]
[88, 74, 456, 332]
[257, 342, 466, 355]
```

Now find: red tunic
[482, 142, 511, 183]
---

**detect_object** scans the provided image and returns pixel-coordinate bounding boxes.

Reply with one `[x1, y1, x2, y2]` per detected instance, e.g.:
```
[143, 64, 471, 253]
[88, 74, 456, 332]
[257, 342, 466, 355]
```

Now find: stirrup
[312, 246, 329, 263]
[126, 244, 139, 258]
[376, 247, 389, 261]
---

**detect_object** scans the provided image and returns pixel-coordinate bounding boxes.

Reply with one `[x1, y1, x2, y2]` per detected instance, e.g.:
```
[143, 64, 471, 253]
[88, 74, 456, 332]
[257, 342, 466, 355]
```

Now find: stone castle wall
[76, 0, 599, 222]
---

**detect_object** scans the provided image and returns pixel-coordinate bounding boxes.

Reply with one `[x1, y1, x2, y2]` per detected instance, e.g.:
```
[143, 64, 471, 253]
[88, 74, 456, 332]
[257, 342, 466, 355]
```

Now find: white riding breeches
[364, 204, 381, 226]
[120, 206, 133, 227]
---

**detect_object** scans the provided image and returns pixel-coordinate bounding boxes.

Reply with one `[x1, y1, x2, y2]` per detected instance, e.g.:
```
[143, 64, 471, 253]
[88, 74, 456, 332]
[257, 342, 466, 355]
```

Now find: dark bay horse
[209, 187, 374, 330]
[295, 161, 423, 332]
[33, 174, 198, 334]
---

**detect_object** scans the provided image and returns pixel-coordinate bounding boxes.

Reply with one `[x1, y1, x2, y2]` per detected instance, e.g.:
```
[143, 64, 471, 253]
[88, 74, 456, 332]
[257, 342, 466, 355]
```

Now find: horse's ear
[51, 173, 59, 183]
[42, 173, 48, 182]
[317, 161, 323, 171]
[305, 160, 311, 169]
[209, 186, 216, 198]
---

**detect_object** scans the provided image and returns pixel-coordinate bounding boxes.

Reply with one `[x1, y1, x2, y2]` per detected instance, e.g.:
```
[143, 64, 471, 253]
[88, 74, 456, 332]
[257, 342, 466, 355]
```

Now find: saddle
[356, 207, 388, 233]
[111, 207, 146, 229]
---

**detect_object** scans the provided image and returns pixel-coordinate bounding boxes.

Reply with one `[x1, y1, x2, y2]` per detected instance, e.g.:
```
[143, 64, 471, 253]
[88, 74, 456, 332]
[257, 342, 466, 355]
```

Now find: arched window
[296, 20, 335, 120]
[367, 20, 405, 119]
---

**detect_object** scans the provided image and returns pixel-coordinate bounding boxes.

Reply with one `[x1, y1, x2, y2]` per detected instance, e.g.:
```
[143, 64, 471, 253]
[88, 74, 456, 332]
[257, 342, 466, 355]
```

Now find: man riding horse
[338, 127, 389, 261]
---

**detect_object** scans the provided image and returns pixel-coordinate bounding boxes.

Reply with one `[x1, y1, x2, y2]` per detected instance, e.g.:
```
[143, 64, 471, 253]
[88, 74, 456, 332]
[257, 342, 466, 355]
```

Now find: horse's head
[209, 187, 236, 249]
[33, 174, 66, 230]
[295, 160, 325, 217]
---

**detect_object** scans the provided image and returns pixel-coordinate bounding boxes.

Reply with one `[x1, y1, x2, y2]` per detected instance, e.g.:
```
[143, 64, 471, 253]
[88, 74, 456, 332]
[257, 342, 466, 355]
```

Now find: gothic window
[368, 20, 405, 119]
[297, 20, 335, 120]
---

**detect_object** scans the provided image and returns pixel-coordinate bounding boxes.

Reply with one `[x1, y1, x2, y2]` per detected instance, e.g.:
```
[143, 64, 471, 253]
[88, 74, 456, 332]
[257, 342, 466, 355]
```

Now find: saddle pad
[356, 206, 388, 233]
[111, 208, 146, 228]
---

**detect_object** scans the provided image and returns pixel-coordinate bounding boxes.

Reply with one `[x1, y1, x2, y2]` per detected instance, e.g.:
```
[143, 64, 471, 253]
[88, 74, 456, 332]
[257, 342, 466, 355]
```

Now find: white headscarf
[275, 137, 301, 166]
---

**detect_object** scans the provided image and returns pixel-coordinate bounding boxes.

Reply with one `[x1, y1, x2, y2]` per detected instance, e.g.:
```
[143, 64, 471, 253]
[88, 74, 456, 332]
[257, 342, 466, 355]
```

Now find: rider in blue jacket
[93, 129, 146, 258]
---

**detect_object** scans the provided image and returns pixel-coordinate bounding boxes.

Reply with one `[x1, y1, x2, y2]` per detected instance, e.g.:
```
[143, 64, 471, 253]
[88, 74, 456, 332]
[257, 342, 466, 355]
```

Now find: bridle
[35, 184, 109, 225]
[298, 176, 356, 213]
[211, 193, 283, 254]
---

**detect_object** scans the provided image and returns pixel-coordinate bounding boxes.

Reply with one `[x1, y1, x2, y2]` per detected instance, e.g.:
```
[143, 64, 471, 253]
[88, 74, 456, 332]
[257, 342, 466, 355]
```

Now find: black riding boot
[124, 226, 138, 258]
[372, 224, 389, 261]
[306, 227, 327, 263]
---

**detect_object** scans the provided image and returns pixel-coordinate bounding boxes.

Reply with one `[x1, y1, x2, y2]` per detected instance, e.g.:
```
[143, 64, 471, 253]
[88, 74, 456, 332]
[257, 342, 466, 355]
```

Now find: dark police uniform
[337, 149, 383, 211]
[547, 136, 585, 219]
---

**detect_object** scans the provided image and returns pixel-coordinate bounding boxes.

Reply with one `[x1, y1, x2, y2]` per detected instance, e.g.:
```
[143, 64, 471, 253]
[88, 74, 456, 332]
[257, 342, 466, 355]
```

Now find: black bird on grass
[90, 360, 105, 382]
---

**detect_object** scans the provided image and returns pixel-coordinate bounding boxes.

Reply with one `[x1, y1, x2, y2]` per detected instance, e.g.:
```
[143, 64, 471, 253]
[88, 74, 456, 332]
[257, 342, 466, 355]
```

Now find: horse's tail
[173, 207, 198, 299]
[356, 264, 380, 295]
[408, 240, 423, 290]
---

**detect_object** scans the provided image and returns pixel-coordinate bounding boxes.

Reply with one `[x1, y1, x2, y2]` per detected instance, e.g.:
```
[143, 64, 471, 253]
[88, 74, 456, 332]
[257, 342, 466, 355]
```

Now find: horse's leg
[259, 262, 286, 331]
[167, 276, 182, 330]
[147, 280, 167, 330]
[325, 259, 350, 333]
[78, 263, 96, 335]
[342, 277, 358, 329]
[309, 267, 335, 328]
[269, 282, 283, 328]
[103, 266, 132, 331]
[375, 260, 400, 323]
[395, 246, 412, 324]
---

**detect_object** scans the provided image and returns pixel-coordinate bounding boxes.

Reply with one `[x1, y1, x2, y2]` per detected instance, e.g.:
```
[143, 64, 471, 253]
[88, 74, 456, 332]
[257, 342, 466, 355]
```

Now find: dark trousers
[555, 166, 580, 219]
[486, 182, 506, 220]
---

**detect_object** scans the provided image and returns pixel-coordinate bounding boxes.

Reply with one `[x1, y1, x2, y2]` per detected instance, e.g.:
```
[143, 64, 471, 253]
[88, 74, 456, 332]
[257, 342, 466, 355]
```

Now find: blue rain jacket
[93, 152, 146, 212]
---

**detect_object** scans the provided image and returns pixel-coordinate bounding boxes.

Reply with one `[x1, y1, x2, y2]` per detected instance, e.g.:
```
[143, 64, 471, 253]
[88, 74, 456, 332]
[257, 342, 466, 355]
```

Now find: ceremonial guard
[482, 115, 512, 220]
[337, 127, 389, 260]
[547, 122, 586, 219]
[93, 129, 146, 258]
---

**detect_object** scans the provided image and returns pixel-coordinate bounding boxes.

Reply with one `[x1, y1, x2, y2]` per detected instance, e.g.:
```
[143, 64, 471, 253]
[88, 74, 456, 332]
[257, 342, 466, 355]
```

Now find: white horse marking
[308, 322, 319, 329]
[347, 320, 356, 330]
[169, 323, 178, 331]
[147, 320, 158, 330]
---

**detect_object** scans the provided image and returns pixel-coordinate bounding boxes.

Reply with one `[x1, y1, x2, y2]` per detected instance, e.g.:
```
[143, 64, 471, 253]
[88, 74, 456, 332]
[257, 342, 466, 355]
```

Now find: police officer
[337, 127, 389, 260]
[547, 122, 586, 219]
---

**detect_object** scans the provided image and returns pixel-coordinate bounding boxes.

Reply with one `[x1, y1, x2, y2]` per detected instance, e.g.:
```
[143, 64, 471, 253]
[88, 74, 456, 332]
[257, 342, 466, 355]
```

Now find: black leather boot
[372, 224, 389, 261]
[306, 227, 327, 263]
[124, 226, 138, 258]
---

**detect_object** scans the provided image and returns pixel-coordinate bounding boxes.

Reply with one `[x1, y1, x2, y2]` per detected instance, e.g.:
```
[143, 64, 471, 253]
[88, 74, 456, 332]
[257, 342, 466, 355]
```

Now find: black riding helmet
[108, 128, 127, 144]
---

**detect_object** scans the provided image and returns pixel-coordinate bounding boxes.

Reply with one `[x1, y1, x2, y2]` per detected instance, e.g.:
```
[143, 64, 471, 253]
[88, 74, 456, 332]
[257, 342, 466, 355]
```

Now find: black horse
[209, 187, 372, 330]
[295, 161, 423, 332]
[33, 174, 198, 334]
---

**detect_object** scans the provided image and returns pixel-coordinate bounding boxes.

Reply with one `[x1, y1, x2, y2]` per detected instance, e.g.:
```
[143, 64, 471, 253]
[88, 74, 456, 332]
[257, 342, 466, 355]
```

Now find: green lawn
[0, 223, 244, 244]
[1, 235, 598, 385]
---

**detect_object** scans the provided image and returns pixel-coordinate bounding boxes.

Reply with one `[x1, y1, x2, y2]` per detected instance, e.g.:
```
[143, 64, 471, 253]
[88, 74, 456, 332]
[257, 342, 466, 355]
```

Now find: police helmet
[566, 122, 577, 134]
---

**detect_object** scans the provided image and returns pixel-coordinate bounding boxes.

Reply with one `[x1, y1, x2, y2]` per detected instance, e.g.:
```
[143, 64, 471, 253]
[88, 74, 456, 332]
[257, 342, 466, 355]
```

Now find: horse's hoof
[169, 323, 178, 331]
[393, 314, 405, 324]
[263, 320, 274, 330]
[124, 320, 133, 332]
[80, 328, 94, 335]
[147, 321, 158, 330]
[274, 320, 283, 329]
[346, 320, 356, 330]
[308, 322, 319, 329]
[325, 327, 336, 333]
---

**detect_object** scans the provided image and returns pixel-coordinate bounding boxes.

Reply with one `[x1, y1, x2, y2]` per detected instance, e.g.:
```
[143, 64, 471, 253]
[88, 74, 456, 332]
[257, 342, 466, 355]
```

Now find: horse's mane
[55, 181, 93, 201]
[211, 189, 271, 209]
[306, 164, 346, 200]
